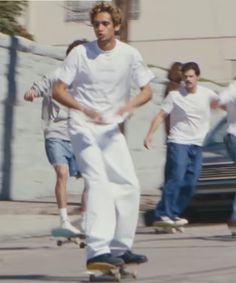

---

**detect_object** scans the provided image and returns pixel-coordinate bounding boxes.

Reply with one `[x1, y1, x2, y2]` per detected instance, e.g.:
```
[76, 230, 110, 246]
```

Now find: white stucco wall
[0, 34, 84, 200]
[0, 33, 168, 200]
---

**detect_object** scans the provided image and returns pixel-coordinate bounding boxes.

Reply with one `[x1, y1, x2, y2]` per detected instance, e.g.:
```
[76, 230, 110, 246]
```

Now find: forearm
[52, 81, 82, 111]
[147, 110, 166, 136]
[118, 83, 152, 115]
[131, 83, 152, 107]
[144, 110, 166, 149]
[32, 75, 54, 97]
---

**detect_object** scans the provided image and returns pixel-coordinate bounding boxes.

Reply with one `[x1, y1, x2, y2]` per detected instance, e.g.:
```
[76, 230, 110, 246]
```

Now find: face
[183, 69, 199, 92]
[169, 65, 182, 82]
[92, 12, 120, 49]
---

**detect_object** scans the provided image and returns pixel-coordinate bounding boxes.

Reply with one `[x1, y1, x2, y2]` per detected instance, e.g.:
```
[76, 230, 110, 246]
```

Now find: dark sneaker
[87, 253, 124, 267]
[119, 250, 148, 264]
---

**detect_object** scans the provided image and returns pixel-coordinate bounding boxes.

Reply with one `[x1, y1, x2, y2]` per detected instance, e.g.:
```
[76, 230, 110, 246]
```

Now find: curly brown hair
[90, 1, 122, 26]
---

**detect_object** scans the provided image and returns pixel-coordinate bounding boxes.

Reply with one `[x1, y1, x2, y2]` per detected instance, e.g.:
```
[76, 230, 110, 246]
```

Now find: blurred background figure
[164, 62, 183, 136]
[214, 79, 236, 227]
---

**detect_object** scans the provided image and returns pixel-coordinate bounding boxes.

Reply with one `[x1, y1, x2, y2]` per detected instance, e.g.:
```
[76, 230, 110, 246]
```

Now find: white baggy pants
[69, 110, 140, 260]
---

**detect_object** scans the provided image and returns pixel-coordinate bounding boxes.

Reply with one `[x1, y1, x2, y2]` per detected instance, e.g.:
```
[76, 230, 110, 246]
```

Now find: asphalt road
[1, 223, 236, 283]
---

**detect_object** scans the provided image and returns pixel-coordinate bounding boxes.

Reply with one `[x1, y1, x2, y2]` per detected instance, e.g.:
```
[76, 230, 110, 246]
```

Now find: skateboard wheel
[169, 227, 176, 233]
[89, 274, 95, 282]
[132, 269, 138, 279]
[80, 242, 86, 248]
[74, 238, 80, 245]
[115, 272, 121, 282]
[177, 226, 185, 233]
[57, 240, 62, 246]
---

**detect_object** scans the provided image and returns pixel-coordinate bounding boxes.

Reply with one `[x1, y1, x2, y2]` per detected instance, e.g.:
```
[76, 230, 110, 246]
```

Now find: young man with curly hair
[53, 2, 154, 267]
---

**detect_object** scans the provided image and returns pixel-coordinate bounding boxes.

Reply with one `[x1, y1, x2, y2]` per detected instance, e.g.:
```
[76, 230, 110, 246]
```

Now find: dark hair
[66, 39, 88, 56]
[167, 62, 183, 83]
[182, 62, 200, 76]
[90, 1, 122, 26]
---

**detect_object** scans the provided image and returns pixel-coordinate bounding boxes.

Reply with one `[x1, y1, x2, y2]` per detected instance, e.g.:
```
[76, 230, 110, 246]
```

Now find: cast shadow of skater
[1, 36, 18, 200]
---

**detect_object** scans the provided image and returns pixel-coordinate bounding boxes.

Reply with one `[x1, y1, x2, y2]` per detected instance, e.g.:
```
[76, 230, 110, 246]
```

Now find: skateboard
[153, 221, 185, 234]
[87, 262, 121, 282]
[143, 210, 185, 233]
[51, 228, 86, 248]
[87, 262, 139, 282]
[227, 221, 236, 237]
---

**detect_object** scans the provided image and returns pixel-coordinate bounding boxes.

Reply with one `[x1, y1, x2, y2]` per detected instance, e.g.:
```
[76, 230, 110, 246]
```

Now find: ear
[114, 24, 121, 32]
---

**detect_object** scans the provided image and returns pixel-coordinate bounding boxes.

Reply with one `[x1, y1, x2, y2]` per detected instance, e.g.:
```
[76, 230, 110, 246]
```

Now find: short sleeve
[161, 92, 174, 114]
[219, 81, 236, 105]
[132, 48, 155, 87]
[54, 48, 79, 86]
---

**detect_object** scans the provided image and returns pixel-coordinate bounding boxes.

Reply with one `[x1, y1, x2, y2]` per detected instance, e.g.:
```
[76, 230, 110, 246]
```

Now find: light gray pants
[69, 110, 140, 260]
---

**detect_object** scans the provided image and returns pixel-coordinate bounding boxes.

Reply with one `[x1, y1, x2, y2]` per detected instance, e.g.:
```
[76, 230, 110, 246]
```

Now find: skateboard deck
[153, 221, 185, 234]
[87, 262, 121, 282]
[87, 262, 139, 282]
[51, 228, 86, 248]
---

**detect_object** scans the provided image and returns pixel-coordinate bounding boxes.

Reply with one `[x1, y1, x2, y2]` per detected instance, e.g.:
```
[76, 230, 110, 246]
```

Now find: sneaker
[61, 220, 81, 235]
[87, 253, 125, 267]
[174, 217, 188, 226]
[119, 250, 148, 264]
[153, 216, 175, 227]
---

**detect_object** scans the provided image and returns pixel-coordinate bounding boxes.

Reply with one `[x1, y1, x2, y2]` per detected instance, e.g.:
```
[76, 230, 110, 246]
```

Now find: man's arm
[117, 83, 152, 116]
[144, 110, 167, 149]
[24, 89, 38, 102]
[24, 74, 54, 102]
[52, 80, 102, 122]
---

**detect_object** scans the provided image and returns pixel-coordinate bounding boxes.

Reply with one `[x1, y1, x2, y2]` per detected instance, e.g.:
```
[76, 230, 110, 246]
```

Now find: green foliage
[0, 0, 34, 40]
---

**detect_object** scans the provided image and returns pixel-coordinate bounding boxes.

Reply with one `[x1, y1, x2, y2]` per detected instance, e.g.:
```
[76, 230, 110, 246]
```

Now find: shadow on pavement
[0, 275, 86, 282]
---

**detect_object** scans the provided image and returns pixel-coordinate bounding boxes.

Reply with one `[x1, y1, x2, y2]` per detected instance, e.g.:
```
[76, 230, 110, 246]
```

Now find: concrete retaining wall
[0, 34, 168, 200]
[0, 34, 224, 201]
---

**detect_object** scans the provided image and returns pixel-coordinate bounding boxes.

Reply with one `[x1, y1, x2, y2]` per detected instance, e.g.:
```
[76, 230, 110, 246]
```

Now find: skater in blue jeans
[144, 62, 218, 227]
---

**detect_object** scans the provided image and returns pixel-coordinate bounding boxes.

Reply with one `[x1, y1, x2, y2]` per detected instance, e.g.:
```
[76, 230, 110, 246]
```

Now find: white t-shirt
[162, 85, 218, 146]
[54, 39, 154, 123]
[218, 80, 236, 136]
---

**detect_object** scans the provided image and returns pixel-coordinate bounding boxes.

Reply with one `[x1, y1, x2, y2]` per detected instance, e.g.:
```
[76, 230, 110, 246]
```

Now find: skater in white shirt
[52, 2, 154, 267]
[213, 79, 236, 225]
[144, 62, 218, 227]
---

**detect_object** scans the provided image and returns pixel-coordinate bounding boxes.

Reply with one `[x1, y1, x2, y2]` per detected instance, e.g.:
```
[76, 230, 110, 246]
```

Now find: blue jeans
[224, 133, 236, 163]
[224, 133, 236, 216]
[155, 143, 203, 220]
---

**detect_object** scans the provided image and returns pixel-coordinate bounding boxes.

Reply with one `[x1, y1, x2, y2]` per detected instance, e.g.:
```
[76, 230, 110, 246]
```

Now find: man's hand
[210, 100, 219, 109]
[83, 107, 103, 123]
[144, 134, 153, 149]
[24, 89, 38, 102]
[117, 105, 133, 118]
